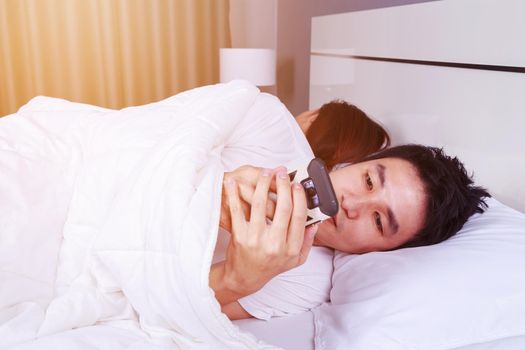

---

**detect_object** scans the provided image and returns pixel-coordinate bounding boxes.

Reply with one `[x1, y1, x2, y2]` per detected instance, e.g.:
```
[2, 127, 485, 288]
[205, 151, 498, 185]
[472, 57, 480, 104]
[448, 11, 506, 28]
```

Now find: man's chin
[312, 224, 329, 247]
[312, 236, 324, 247]
[314, 218, 344, 249]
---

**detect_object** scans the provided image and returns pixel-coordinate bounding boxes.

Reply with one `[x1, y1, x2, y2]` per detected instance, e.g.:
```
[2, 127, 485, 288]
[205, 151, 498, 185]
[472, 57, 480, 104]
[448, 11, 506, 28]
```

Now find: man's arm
[221, 301, 252, 320]
[209, 261, 254, 306]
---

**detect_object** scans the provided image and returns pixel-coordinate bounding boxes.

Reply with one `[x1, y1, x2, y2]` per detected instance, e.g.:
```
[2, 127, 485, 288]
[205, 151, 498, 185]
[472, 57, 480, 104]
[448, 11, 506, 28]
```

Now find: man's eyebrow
[377, 163, 386, 186]
[387, 208, 399, 235]
[376, 164, 399, 235]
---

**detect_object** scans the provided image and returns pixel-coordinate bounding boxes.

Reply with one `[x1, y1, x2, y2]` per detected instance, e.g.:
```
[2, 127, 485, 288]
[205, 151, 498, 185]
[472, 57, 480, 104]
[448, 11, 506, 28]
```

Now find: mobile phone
[288, 158, 339, 226]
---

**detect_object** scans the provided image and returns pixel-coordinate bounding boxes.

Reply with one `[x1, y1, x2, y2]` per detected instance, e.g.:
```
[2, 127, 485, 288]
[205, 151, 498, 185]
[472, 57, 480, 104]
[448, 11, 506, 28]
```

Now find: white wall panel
[312, 0, 525, 67]
[310, 0, 525, 213]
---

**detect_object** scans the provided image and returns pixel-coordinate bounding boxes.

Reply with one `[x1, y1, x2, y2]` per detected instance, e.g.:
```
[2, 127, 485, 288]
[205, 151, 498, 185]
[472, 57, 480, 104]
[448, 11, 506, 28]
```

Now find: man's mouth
[330, 215, 337, 228]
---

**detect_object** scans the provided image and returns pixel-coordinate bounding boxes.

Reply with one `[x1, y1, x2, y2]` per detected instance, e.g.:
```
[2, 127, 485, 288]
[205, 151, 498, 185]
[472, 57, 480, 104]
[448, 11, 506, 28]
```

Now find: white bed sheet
[234, 311, 314, 350]
[9, 313, 316, 350]
[8, 322, 171, 350]
[451, 336, 525, 350]
[234, 306, 525, 350]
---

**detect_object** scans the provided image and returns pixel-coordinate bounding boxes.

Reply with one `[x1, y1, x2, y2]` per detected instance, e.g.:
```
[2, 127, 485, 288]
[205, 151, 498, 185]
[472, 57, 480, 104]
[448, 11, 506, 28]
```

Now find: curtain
[0, 0, 231, 116]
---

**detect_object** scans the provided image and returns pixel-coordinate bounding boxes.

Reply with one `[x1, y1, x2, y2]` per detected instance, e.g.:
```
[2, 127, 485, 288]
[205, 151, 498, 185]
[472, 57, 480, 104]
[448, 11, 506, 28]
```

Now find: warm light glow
[0, 0, 231, 116]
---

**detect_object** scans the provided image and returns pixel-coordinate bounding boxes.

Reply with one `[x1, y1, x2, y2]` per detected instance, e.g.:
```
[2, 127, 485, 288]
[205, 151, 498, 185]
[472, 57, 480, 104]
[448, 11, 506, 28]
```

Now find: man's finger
[237, 183, 255, 206]
[286, 182, 308, 252]
[269, 177, 278, 194]
[298, 224, 317, 265]
[235, 175, 276, 218]
[225, 178, 246, 239]
[266, 197, 276, 221]
[249, 168, 273, 228]
[271, 168, 293, 240]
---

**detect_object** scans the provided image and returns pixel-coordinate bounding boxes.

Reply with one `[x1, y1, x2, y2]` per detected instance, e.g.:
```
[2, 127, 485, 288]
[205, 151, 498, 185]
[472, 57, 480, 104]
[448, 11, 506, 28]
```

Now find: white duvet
[0, 81, 295, 349]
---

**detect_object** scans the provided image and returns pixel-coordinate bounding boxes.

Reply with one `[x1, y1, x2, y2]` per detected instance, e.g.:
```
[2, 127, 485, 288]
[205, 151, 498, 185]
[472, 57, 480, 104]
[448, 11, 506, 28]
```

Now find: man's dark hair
[359, 144, 491, 248]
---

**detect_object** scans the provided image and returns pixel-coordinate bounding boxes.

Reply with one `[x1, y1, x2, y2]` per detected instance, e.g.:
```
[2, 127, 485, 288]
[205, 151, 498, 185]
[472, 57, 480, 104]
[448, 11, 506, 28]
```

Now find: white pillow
[313, 198, 525, 350]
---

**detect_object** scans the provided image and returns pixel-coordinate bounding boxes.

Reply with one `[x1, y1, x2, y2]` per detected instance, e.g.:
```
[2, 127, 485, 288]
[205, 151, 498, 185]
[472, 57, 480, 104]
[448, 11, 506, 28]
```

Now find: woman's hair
[305, 100, 390, 171]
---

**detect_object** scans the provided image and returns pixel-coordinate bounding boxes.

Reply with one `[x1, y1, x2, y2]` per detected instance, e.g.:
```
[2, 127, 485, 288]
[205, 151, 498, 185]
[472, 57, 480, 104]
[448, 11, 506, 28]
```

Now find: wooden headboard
[309, 0, 525, 213]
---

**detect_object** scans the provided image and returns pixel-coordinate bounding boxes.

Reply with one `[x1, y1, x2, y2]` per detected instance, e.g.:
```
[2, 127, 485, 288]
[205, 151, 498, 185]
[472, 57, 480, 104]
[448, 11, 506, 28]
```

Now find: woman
[296, 100, 390, 170]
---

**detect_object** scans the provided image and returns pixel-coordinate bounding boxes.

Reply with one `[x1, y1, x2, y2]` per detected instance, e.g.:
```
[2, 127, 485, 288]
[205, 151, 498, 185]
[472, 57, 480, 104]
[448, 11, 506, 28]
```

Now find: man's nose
[341, 195, 364, 220]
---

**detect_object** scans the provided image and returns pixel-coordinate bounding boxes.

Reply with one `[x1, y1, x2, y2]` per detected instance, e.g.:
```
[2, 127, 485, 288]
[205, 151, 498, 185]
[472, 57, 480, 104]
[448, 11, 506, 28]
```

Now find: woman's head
[298, 100, 390, 171]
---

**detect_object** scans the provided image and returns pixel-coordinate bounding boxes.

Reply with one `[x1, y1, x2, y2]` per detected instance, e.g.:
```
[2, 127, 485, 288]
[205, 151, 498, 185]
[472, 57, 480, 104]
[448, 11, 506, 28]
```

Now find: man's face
[314, 157, 427, 253]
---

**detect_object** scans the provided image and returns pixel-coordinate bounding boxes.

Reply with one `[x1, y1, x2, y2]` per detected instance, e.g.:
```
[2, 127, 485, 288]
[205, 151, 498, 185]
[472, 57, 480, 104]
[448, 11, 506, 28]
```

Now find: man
[209, 144, 490, 319]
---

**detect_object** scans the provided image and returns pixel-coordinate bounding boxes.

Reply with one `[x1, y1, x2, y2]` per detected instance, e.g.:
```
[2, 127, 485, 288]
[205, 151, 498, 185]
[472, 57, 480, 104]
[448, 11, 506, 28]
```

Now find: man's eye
[374, 212, 384, 234]
[365, 173, 373, 190]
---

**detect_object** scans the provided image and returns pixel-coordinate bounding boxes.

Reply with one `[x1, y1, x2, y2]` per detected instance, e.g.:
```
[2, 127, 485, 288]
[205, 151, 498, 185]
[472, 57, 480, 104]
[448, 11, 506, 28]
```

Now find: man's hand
[219, 165, 278, 232]
[213, 168, 318, 302]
